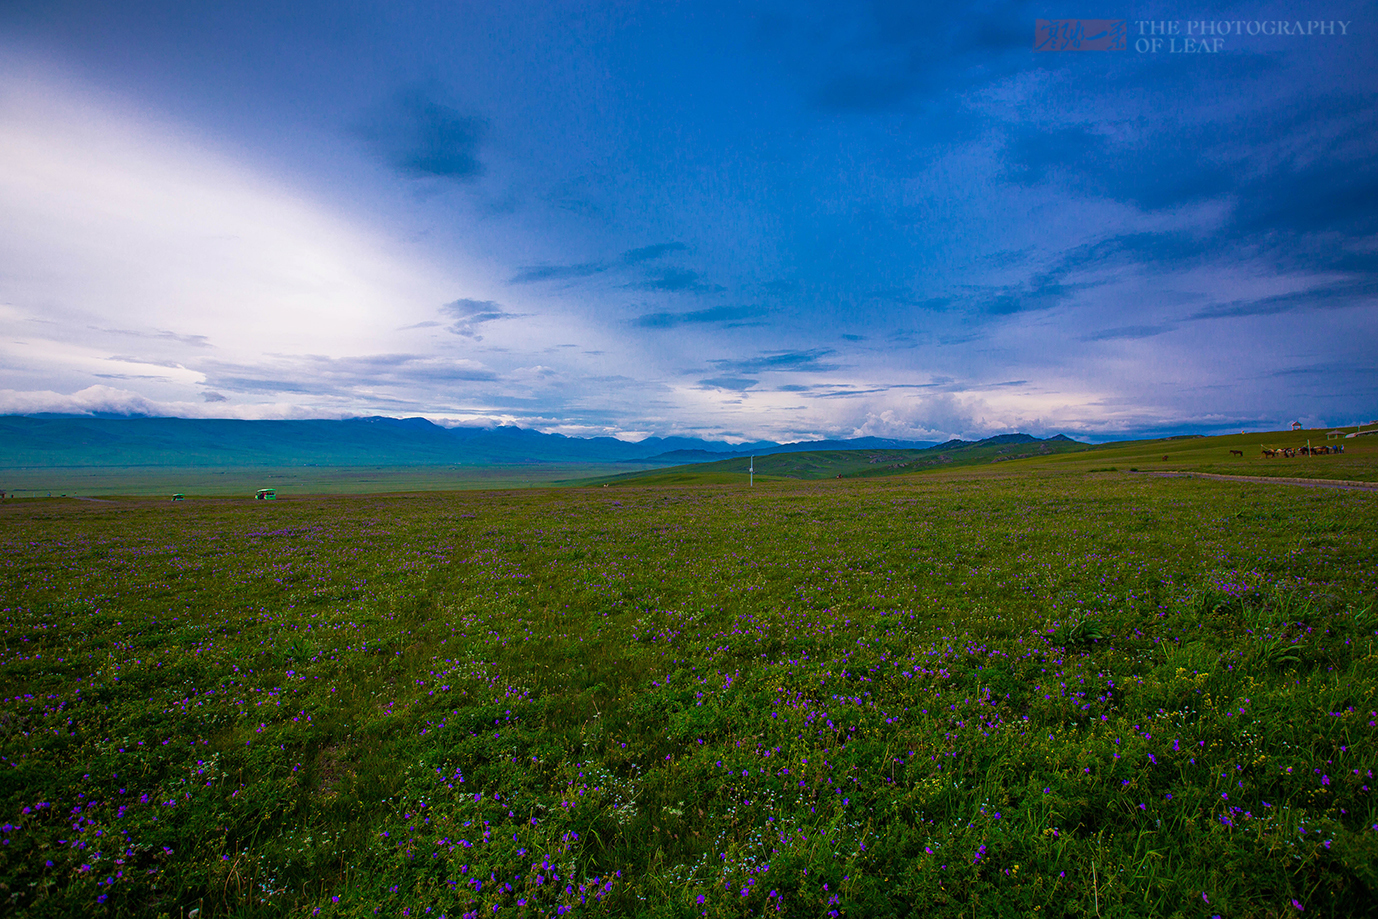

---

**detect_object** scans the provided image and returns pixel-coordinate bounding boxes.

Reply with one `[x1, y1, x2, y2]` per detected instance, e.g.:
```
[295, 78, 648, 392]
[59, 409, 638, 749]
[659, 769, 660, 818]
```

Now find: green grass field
[586, 429, 1378, 489]
[3, 428, 1373, 499]
[0, 464, 650, 499]
[1, 455, 1376, 916]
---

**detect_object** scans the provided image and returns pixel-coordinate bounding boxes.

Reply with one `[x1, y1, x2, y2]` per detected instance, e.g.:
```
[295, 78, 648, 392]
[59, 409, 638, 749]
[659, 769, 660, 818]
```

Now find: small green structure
[171, 494, 185, 501]
[255, 488, 276, 501]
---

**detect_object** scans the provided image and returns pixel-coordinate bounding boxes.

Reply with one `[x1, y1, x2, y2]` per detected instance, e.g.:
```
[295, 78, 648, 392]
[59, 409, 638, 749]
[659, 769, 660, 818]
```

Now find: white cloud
[0, 384, 324, 419]
[0, 67, 500, 412]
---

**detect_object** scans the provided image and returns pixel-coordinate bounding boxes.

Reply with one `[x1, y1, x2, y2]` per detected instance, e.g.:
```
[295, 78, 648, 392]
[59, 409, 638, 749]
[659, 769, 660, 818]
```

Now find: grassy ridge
[589, 429, 1378, 488]
[1049, 431, 1378, 484]
[580, 437, 1091, 486]
[1, 469, 1376, 917]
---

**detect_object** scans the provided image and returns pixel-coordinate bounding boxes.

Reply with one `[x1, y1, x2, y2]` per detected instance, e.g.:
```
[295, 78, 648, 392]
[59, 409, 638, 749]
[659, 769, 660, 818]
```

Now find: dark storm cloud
[1000, 123, 1239, 212]
[1003, 91, 1378, 231]
[1230, 135, 1378, 240]
[356, 86, 487, 181]
[1001, 90, 1378, 271]
[760, 0, 1030, 113]
[711, 349, 840, 374]
[633, 305, 760, 328]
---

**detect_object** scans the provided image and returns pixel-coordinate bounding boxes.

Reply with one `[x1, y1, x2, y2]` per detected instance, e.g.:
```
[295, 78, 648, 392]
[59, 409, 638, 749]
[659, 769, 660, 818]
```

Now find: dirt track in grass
[1131, 470, 1378, 491]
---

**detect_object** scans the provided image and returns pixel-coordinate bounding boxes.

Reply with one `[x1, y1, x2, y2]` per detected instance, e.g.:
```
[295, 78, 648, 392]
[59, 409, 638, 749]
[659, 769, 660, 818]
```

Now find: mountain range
[0, 415, 941, 468]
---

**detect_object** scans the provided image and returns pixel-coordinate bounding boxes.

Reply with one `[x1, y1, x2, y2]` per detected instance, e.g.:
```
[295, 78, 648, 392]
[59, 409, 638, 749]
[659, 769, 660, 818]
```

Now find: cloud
[356, 85, 487, 180]
[759, 3, 1030, 114]
[508, 243, 688, 284]
[634, 305, 759, 328]
[440, 298, 520, 339]
[0, 384, 175, 416]
[620, 243, 687, 264]
[1001, 123, 1238, 212]
[1186, 277, 1378, 321]
[508, 263, 606, 284]
[0, 384, 341, 420]
[0, 70, 465, 413]
[106, 355, 187, 369]
[811, 386, 892, 398]
[202, 390, 228, 402]
[200, 353, 499, 398]
[629, 267, 724, 294]
[94, 327, 213, 348]
[711, 348, 840, 374]
[698, 377, 758, 391]
[1080, 324, 1176, 342]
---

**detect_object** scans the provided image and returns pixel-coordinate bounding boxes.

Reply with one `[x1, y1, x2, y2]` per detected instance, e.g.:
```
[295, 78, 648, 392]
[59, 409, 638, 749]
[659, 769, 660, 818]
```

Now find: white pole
[750, 456, 754, 487]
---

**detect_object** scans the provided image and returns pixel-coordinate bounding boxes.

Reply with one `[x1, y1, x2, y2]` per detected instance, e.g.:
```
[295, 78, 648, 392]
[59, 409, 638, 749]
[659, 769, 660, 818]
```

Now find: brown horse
[1229, 449, 1243, 457]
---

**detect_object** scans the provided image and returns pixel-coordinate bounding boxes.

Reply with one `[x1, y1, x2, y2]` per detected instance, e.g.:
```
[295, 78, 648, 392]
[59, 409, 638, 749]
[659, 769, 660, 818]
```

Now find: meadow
[0, 464, 646, 499]
[1, 465, 1376, 917]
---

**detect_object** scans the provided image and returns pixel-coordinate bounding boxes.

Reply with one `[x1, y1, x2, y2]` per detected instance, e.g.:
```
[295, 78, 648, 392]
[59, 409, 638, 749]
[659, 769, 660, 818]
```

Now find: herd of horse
[1259, 444, 1345, 458]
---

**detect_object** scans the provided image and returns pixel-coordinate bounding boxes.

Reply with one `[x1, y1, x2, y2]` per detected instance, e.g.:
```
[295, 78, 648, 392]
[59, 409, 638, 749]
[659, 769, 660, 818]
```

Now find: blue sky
[1, 1, 1373, 443]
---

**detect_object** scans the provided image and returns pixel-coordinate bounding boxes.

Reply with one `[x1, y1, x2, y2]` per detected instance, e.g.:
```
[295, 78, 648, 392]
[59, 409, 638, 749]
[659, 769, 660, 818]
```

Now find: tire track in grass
[1128, 471, 1378, 492]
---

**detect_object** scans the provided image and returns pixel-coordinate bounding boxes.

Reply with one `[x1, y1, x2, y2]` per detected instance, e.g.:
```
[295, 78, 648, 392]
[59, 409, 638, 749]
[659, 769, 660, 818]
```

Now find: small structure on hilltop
[255, 488, 276, 500]
[171, 493, 185, 501]
[1327, 430, 1347, 440]
[1290, 421, 1303, 431]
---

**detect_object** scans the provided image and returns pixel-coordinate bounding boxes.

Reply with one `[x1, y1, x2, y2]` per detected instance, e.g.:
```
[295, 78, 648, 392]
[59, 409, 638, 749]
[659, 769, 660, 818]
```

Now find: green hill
[578, 427, 1378, 487]
[575, 433, 1091, 485]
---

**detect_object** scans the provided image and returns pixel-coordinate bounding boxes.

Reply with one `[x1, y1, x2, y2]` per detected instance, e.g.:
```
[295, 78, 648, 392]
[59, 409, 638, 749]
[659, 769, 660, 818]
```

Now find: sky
[0, 1, 1374, 444]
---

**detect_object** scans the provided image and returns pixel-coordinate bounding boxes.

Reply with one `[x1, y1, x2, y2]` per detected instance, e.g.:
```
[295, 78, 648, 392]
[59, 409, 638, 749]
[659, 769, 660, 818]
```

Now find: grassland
[590, 430, 1378, 489]
[0, 464, 649, 499]
[578, 437, 1090, 487]
[4, 429, 1373, 499]
[1, 463, 1376, 917]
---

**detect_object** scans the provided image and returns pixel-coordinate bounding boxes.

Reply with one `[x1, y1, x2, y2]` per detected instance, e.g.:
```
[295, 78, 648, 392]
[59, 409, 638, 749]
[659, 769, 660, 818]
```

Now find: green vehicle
[255, 488, 276, 500]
